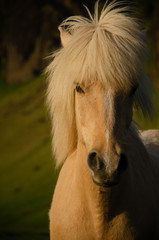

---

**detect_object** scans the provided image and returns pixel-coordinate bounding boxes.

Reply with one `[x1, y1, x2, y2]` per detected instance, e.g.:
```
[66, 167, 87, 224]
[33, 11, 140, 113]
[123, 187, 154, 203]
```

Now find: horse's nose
[87, 151, 105, 172]
[87, 151, 128, 187]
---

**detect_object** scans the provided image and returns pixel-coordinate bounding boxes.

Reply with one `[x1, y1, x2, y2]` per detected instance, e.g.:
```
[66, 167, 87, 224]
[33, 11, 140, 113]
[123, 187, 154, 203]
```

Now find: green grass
[0, 77, 58, 240]
[0, 76, 158, 240]
[134, 89, 159, 129]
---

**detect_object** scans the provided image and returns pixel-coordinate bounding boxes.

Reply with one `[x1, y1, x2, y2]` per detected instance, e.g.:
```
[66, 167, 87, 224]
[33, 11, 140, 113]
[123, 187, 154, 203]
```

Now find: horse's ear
[58, 26, 72, 47]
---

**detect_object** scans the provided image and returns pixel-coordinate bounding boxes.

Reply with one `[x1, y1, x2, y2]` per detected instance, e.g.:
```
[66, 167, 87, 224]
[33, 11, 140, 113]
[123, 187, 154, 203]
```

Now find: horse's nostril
[87, 151, 97, 171]
[117, 153, 128, 174]
[87, 151, 105, 172]
[88, 151, 97, 160]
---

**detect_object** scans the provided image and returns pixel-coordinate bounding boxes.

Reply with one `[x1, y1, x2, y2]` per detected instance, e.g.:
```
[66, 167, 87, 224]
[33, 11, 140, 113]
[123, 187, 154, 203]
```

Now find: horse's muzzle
[87, 151, 128, 187]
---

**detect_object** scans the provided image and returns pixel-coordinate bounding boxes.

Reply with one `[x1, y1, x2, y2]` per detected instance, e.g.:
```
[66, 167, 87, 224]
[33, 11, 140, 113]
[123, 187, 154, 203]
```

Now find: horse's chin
[92, 178, 119, 188]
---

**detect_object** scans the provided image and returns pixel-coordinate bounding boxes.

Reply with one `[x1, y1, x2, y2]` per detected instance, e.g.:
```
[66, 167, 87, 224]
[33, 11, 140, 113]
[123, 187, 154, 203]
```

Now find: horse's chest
[50, 200, 132, 240]
[50, 197, 155, 240]
[90, 213, 135, 240]
[50, 205, 96, 240]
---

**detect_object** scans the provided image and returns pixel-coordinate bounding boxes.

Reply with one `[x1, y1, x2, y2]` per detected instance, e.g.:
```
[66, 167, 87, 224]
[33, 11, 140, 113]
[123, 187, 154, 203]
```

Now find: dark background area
[0, 1, 159, 240]
[0, 0, 159, 86]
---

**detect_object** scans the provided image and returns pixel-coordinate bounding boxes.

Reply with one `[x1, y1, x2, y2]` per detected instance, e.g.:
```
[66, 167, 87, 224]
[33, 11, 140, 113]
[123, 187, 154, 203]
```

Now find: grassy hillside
[134, 89, 159, 130]
[0, 77, 58, 240]
[0, 76, 158, 240]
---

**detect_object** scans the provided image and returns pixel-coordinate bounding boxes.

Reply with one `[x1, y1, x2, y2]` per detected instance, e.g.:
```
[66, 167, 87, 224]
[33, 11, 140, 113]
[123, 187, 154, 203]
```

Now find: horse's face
[75, 81, 136, 187]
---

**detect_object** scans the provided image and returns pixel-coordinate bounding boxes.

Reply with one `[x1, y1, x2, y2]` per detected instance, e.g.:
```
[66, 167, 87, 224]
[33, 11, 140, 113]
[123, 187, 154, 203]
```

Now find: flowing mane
[46, 1, 153, 166]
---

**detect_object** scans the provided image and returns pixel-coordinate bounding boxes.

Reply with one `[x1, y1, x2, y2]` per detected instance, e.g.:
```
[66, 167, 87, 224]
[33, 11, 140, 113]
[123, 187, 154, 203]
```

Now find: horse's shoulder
[139, 129, 159, 157]
[140, 129, 159, 145]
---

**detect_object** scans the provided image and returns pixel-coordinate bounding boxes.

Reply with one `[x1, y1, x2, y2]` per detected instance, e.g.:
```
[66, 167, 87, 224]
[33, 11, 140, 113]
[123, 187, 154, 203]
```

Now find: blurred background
[0, 0, 159, 239]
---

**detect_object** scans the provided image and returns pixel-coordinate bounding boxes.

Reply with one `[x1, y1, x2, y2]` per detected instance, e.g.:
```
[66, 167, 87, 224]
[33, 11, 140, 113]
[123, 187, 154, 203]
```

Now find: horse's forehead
[91, 81, 129, 97]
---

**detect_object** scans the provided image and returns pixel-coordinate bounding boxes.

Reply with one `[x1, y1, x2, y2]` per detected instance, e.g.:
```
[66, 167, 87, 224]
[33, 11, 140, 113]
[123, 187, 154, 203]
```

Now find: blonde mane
[46, 1, 153, 166]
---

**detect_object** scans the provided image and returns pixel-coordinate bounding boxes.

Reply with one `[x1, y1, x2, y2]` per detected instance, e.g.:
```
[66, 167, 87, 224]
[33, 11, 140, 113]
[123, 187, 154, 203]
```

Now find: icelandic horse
[46, 1, 159, 240]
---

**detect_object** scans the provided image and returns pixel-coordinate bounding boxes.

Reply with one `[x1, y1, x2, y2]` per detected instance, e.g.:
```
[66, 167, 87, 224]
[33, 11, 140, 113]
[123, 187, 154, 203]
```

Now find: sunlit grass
[0, 76, 58, 240]
[134, 89, 159, 130]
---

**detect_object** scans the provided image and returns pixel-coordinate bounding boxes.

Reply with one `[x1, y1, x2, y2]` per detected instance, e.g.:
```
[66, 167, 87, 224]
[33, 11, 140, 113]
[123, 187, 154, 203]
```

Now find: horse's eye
[76, 85, 85, 94]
